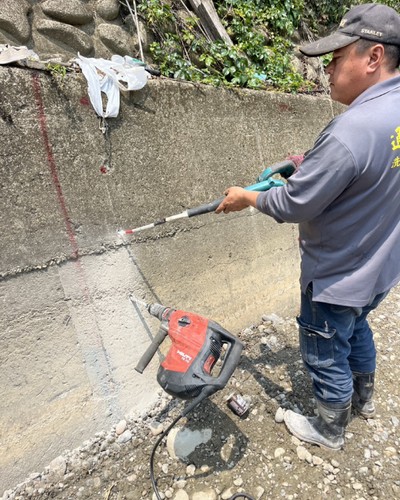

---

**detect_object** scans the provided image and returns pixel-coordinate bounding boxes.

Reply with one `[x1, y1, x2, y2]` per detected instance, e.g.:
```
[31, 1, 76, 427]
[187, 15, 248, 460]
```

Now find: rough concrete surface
[2, 285, 400, 500]
[0, 65, 341, 492]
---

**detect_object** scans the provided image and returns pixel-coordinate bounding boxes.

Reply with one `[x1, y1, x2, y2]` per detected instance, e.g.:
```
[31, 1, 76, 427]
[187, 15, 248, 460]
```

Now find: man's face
[325, 42, 371, 105]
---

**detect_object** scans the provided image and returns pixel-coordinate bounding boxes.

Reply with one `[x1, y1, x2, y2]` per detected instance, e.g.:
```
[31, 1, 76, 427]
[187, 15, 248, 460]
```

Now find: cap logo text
[360, 28, 383, 37]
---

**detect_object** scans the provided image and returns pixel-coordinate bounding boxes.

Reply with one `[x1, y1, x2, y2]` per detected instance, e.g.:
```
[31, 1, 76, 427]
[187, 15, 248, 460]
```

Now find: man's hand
[215, 187, 259, 214]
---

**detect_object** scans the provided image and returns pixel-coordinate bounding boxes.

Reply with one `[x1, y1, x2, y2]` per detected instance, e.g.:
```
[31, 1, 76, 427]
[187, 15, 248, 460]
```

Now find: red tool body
[135, 301, 244, 403]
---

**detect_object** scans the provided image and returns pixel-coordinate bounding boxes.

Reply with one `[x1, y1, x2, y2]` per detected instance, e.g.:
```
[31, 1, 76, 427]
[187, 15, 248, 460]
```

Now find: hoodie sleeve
[256, 132, 359, 223]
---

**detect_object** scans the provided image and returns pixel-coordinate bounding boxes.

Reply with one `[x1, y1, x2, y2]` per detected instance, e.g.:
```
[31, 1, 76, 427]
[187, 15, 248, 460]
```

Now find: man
[216, 3, 400, 450]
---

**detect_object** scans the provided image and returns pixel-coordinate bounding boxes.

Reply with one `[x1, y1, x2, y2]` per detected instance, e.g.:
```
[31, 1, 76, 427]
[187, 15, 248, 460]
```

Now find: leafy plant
[46, 63, 67, 78]
[134, 0, 398, 93]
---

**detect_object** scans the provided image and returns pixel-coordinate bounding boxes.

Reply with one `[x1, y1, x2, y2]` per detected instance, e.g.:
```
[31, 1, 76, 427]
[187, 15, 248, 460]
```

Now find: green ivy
[134, 0, 399, 93]
[137, 0, 174, 27]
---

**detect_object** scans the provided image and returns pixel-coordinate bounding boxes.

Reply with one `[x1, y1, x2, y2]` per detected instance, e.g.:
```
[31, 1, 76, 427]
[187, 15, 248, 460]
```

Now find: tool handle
[257, 159, 296, 182]
[187, 197, 225, 217]
[201, 320, 244, 391]
[135, 326, 168, 374]
[217, 335, 244, 387]
[186, 178, 282, 218]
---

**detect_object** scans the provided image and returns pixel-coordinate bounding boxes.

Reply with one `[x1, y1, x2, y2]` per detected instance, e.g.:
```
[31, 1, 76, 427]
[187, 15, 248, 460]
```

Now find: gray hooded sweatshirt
[256, 75, 400, 307]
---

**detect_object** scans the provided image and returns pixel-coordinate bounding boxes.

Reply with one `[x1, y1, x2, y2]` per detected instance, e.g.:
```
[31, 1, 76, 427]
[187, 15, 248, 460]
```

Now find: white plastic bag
[76, 54, 150, 118]
[0, 44, 39, 64]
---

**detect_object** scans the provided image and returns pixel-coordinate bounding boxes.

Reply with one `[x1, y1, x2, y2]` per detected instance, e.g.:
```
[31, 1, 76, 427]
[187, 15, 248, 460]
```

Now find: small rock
[312, 455, 324, 466]
[93, 477, 102, 488]
[117, 430, 132, 444]
[48, 455, 67, 479]
[274, 448, 285, 459]
[152, 493, 164, 500]
[186, 464, 196, 476]
[262, 313, 284, 325]
[297, 446, 312, 463]
[364, 449, 371, 459]
[115, 420, 127, 435]
[384, 446, 397, 457]
[352, 482, 363, 490]
[221, 488, 235, 500]
[174, 480, 187, 489]
[255, 486, 265, 499]
[192, 490, 217, 500]
[275, 407, 285, 423]
[172, 490, 189, 500]
[233, 477, 243, 486]
[149, 421, 164, 436]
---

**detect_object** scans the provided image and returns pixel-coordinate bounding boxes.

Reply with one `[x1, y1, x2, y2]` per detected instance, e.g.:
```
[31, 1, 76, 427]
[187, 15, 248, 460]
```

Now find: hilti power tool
[133, 297, 246, 499]
[134, 299, 244, 411]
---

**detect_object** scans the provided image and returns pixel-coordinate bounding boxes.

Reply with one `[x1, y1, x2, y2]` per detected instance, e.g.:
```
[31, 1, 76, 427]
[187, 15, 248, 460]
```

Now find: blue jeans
[297, 283, 388, 404]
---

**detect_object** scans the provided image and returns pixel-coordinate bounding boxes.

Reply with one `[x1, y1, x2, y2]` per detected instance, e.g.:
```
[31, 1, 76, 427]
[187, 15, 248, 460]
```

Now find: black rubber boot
[352, 371, 375, 419]
[284, 399, 352, 450]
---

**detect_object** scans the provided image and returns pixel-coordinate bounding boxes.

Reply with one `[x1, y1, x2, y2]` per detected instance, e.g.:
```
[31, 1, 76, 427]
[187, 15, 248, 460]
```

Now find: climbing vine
[131, 0, 398, 92]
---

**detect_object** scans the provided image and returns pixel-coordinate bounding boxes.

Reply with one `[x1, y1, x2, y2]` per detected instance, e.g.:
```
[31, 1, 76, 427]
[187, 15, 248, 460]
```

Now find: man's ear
[367, 44, 385, 73]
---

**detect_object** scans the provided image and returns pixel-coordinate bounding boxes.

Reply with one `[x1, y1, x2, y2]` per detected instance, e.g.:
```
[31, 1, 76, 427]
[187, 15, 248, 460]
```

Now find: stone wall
[0, 0, 325, 85]
[0, 0, 144, 62]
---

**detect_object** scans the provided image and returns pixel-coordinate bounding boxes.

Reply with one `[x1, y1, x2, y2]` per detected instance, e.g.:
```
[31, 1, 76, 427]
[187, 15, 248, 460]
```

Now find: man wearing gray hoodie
[217, 3, 400, 450]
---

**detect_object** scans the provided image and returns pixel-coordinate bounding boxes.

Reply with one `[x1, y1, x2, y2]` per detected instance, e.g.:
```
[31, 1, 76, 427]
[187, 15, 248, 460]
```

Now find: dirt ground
[3, 286, 400, 500]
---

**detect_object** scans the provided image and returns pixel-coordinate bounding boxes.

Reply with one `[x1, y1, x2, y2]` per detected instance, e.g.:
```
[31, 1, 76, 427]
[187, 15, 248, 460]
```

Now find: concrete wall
[0, 66, 340, 492]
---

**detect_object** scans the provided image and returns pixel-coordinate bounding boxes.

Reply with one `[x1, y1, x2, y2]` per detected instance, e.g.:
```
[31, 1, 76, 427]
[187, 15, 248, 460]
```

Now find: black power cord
[150, 411, 186, 500]
[149, 397, 255, 500]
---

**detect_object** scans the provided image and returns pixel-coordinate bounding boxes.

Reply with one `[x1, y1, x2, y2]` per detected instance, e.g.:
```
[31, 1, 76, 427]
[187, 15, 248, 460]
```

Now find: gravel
[2, 285, 400, 500]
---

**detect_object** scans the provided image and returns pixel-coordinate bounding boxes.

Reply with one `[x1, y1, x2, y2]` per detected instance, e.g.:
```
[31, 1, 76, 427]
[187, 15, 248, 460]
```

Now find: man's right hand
[215, 187, 259, 214]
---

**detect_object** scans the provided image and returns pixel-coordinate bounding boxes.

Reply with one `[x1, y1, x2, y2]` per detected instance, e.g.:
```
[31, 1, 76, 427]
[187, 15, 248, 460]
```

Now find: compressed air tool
[132, 297, 247, 500]
[133, 298, 244, 404]
[118, 159, 295, 236]
[256, 159, 296, 182]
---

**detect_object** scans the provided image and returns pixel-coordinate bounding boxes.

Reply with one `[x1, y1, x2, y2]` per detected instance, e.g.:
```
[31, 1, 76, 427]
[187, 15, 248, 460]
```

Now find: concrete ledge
[0, 66, 341, 491]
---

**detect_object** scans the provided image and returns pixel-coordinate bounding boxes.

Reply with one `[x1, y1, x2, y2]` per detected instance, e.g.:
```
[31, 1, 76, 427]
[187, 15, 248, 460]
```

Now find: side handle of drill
[134, 303, 173, 374]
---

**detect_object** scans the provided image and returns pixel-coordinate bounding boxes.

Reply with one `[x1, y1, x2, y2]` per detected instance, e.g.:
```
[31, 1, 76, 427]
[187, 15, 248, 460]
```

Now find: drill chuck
[148, 303, 172, 321]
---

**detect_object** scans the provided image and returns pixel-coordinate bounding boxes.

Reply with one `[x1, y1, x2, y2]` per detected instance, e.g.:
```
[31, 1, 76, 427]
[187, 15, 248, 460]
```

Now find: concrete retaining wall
[0, 66, 340, 492]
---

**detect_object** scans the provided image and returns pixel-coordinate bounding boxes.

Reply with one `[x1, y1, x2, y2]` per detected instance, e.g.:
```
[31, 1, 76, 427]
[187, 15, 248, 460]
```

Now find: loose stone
[297, 446, 312, 463]
[274, 448, 285, 459]
[275, 407, 285, 423]
[115, 420, 127, 435]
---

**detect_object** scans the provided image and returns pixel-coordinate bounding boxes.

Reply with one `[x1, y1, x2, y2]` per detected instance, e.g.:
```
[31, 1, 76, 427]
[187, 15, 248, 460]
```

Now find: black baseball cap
[300, 3, 400, 57]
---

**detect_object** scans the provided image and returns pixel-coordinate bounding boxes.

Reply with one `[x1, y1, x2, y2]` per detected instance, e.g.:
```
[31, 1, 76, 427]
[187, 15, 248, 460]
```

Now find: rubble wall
[0, 64, 340, 492]
[1, 0, 140, 62]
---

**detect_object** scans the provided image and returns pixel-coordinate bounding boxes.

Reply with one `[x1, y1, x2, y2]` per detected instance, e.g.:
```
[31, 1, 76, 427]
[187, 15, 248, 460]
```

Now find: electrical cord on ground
[149, 397, 255, 500]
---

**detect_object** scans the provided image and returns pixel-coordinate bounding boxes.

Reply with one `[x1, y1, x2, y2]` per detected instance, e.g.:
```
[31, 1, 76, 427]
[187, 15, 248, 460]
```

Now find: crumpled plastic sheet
[75, 54, 150, 118]
[0, 44, 39, 65]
